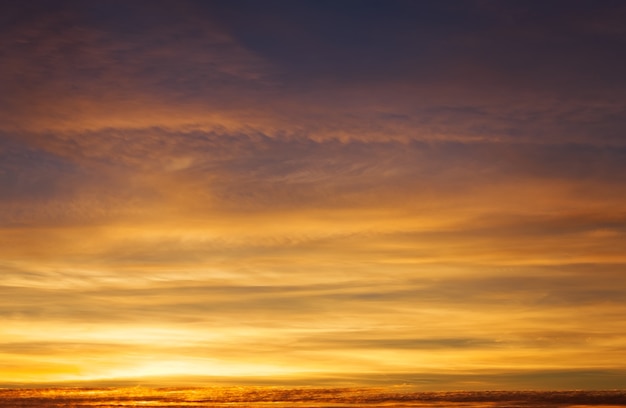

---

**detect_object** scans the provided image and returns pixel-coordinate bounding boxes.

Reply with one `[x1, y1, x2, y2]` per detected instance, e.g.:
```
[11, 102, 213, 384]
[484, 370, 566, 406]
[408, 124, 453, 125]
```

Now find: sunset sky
[1, 0, 626, 390]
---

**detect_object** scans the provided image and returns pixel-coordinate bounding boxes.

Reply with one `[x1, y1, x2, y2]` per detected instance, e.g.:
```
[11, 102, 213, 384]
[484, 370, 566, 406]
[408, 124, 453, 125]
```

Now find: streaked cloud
[1, 0, 625, 388]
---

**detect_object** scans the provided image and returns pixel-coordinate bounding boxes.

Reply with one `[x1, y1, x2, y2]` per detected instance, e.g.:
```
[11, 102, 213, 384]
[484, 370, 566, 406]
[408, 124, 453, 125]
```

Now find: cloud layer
[1, 0, 625, 388]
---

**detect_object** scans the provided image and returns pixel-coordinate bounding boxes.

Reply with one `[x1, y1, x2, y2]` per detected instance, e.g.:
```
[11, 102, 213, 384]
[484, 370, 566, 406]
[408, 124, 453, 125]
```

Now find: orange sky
[1, 0, 625, 389]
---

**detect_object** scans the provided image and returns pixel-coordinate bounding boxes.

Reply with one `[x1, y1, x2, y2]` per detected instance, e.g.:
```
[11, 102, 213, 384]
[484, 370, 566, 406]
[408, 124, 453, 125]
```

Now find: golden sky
[1, 0, 626, 389]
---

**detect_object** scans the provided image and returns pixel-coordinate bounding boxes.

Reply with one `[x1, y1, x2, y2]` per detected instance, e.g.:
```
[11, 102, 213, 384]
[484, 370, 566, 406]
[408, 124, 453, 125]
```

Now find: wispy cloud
[1, 0, 625, 387]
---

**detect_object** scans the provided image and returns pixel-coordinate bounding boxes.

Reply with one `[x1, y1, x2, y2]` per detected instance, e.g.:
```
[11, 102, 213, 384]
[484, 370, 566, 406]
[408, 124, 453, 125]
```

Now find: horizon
[1, 388, 626, 408]
[3, 371, 626, 391]
[1, 0, 625, 391]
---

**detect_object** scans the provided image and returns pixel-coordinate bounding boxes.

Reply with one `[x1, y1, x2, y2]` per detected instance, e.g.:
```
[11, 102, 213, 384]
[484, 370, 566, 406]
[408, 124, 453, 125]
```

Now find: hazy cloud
[1, 0, 625, 387]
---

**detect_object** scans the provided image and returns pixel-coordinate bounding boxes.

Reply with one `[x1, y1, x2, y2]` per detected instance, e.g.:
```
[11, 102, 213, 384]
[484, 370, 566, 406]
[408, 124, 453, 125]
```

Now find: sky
[1, 0, 626, 390]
